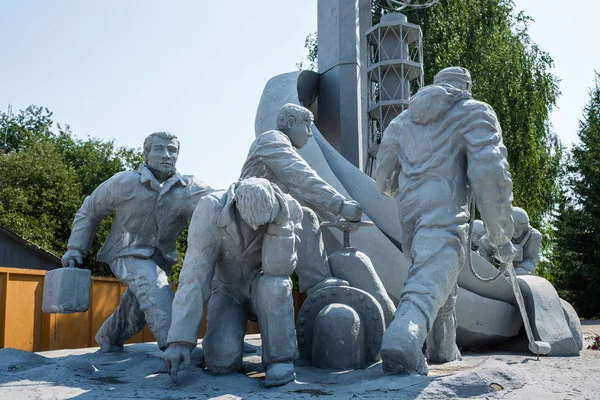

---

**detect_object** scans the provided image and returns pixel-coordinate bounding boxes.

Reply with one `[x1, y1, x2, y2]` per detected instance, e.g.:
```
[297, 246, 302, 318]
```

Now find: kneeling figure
[164, 177, 301, 387]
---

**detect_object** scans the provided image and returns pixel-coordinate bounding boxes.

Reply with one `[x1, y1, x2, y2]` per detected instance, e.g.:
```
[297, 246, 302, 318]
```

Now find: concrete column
[317, 0, 370, 170]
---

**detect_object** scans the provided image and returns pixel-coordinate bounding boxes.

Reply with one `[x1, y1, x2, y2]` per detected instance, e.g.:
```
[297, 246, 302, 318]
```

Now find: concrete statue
[479, 207, 542, 276]
[61, 132, 213, 352]
[470, 220, 485, 251]
[241, 103, 396, 324]
[164, 177, 301, 387]
[374, 67, 516, 375]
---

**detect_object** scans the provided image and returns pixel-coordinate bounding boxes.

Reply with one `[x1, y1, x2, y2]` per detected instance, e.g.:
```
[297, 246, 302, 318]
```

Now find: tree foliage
[0, 105, 143, 276]
[551, 74, 600, 318]
[303, 0, 562, 229]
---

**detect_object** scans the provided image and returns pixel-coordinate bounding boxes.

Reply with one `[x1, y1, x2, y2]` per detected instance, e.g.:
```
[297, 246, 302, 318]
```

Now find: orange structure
[0, 267, 296, 352]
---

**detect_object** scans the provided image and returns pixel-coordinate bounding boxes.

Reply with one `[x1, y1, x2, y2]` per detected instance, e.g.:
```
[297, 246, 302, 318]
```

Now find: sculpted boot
[264, 361, 296, 387]
[380, 302, 429, 375]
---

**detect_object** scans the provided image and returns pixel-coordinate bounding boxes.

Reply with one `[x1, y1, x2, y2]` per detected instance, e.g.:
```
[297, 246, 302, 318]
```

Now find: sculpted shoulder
[181, 174, 212, 191]
[255, 130, 291, 146]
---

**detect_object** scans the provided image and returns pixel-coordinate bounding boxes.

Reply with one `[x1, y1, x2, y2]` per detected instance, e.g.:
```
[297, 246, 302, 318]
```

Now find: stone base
[2, 335, 600, 399]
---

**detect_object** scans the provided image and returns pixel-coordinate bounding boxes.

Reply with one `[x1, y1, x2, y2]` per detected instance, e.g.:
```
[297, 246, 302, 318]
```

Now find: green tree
[551, 73, 600, 318]
[0, 105, 143, 276]
[303, 0, 562, 229]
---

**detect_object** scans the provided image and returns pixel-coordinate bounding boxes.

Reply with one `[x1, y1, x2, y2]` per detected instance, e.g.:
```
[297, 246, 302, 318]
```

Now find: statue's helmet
[512, 207, 530, 226]
[433, 67, 472, 93]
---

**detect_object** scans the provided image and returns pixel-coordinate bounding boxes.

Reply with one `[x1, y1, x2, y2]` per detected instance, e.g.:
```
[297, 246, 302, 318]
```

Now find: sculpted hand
[495, 242, 517, 266]
[340, 200, 362, 222]
[163, 342, 192, 383]
[61, 249, 83, 268]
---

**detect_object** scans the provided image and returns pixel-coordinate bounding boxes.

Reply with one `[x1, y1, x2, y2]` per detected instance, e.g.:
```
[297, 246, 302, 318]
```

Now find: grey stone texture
[296, 286, 385, 365]
[375, 67, 515, 374]
[253, 69, 581, 359]
[317, 0, 370, 169]
[165, 178, 300, 386]
[517, 276, 580, 355]
[42, 267, 91, 313]
[62, 132, 213, 351]
[479, 207, 542, 276]
[312, 304, 366, 369]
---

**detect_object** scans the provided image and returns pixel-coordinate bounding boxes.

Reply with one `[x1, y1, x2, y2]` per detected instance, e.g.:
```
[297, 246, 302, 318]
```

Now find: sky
[1, 0, 598, 190]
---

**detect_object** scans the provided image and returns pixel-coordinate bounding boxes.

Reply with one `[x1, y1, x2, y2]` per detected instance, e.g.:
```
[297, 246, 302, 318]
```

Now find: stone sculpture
[374, 66, 516, 375]
[164, 177, 300, 387]
[479, 207, 542, 276]
[470, 220, 485, 251]
[241, 103, 396, 323]
[61, 132, 212, 352]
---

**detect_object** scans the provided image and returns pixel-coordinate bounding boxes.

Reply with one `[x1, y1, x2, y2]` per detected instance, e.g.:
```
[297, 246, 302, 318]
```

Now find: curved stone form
[296, 286, 385, 363]
[312, 304, 366, 370]
[455, 288, 522, 348]
[517, 276, 580, 356]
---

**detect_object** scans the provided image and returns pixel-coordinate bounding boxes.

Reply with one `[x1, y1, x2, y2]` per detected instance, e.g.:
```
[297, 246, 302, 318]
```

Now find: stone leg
[381, 227, 465, 375]
[296, 207, 335, 293]
[97, 257, 174, 351]
[95, 287, 146, 352]
[251, 275, 297, 387]
[426, 284, 462, 363]
[251, 275, 298, 366]
[203, 290, 247, 374]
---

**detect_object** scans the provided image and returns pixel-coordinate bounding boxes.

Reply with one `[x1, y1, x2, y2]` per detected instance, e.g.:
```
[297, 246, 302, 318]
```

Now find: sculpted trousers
[295, 207, 331, 293]
[398, 225, 466, 359]
[95, 256, 174, 350]
[202, 275, 298, 374]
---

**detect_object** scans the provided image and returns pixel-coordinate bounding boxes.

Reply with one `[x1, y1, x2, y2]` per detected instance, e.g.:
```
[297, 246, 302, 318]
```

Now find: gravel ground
[1, 333, 599, 400]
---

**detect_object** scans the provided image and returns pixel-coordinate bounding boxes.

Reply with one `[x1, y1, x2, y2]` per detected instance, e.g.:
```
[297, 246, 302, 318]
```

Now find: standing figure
[164, 178, 301, 387]
[479, 207, 542, 275]
[61, 132, 212, 352]
[374, 67, 516, 374]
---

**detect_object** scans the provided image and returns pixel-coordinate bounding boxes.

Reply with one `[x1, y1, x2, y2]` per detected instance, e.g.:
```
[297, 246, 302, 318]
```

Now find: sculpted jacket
[167, 185, 301, 345]
[375, 84, 514, 249]
[66, 164, 212, 268]
[240, 130, 345, 217]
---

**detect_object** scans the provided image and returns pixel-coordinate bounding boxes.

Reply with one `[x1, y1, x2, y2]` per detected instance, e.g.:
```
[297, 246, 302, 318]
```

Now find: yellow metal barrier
[0, 267, 270, 352]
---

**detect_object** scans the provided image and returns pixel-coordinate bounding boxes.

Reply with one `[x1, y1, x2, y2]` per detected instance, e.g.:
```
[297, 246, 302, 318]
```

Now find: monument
[164, 178, 301, 387]
[60, 132, 213, 352]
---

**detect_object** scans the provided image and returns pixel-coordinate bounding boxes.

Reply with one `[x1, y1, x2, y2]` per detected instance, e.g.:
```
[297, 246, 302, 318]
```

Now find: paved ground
[1, 332, 600, 400]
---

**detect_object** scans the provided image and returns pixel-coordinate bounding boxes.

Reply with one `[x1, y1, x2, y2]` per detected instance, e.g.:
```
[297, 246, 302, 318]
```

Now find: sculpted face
[513, 224, 528, 240]
[287, 119, 313, 149]
[145, 137, 179, 180]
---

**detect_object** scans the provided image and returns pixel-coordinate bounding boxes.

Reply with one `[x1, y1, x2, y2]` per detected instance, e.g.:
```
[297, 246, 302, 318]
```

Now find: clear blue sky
[1, 1, 598, 189]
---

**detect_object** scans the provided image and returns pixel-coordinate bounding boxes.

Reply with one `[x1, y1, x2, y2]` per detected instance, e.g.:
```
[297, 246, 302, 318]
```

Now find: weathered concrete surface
[518, 276, 580, 356]
[456, 288, 522, 348]
[42, 267, 91, 314]
[2, 338, 600, 399]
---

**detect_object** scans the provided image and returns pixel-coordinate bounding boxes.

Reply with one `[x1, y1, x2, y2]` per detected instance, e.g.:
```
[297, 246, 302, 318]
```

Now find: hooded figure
[375, 67, 515, 375]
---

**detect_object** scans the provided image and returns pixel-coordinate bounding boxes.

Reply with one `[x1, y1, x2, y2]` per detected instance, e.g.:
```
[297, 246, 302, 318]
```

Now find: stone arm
[256, 135, 345, 216]
[374, 125, 401, 198]
[167, 199, 219, 346]
[464, 105, 514, 250]
[66, 173, 124, 256]
[516, 228, 542, 274]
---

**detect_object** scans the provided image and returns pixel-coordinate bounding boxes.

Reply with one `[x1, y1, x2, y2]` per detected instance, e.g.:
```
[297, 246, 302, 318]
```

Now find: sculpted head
[235, 177, 281, 230]
[143, 132, 180, 181]
[276, 103, 314, 149]
[512, 207, 530, 239]
[434, 67, 473, 93]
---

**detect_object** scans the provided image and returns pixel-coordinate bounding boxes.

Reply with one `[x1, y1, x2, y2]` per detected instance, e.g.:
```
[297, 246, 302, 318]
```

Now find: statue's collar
[138, 163, 186, 193]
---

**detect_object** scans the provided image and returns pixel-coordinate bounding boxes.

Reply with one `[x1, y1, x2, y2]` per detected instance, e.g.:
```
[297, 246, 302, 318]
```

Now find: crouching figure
[164, 177, 301, 387]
